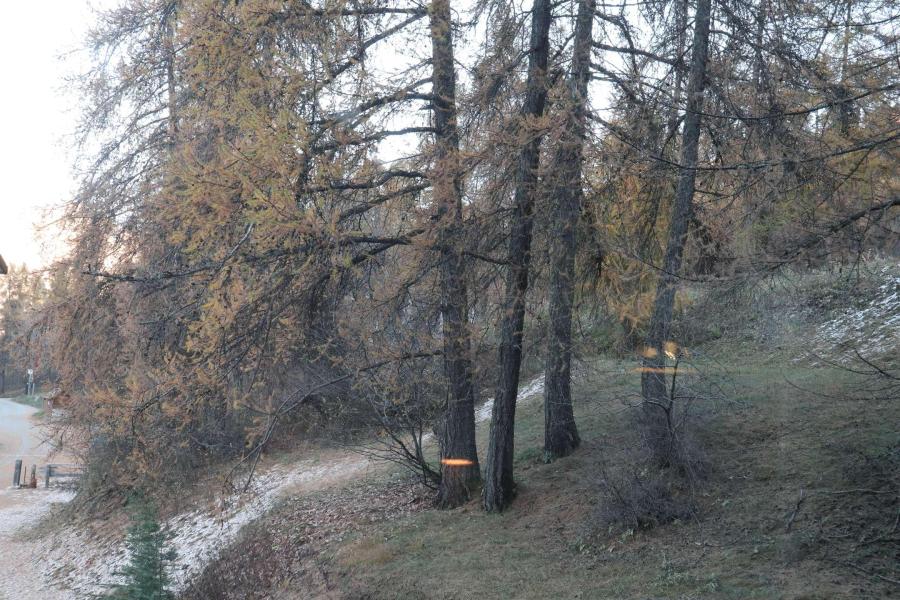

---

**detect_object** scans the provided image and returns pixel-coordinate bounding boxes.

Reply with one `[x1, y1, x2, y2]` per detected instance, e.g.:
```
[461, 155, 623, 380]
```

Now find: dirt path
[0, 398, 75, 600]
[0, 398, 44, 467]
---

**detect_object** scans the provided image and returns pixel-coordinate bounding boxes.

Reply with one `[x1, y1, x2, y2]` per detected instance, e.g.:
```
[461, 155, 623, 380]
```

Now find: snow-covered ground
[0, 489, 77, 600]
[475, 374, 545, 423]
[0, 375, 547, 599]
[815, 265, 900, 359]
[0, 396, 77, 600]
[30, 454, 372, 597]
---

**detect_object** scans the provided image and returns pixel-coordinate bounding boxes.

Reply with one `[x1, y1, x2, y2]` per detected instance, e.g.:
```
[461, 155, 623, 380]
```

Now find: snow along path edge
[20, 374, 546, 598]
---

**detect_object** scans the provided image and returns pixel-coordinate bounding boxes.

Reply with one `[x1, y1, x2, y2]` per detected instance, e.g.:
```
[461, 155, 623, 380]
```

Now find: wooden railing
[43, 463, 83, 488]
[10, 460, 83, 489]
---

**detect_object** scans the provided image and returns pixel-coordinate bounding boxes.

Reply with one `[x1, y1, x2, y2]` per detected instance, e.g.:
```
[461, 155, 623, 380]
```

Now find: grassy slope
[330, 269, 898, 599]
[333, 355, 896, 599]
[185, 265, 899, 599]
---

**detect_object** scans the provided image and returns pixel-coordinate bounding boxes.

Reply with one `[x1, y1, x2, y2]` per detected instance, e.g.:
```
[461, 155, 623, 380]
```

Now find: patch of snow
[420, 374, 546, 447]
[7, 374, 548, 599]
[814, 266, 900, 360]
[474, 374, 546, 423]
[0, 488, 76, 533]
[46, 455, 371, 597]
[0, 488, 77, 600]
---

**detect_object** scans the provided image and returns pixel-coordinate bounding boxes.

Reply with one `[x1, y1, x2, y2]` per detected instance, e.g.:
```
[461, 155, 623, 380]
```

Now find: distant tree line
[0, 264, 64, 395]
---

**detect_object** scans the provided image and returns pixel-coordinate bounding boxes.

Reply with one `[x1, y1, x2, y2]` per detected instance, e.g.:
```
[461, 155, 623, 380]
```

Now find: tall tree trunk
[164, 3, 179, 150]
[640, 0, 712, 459]
[837, 0, 854, 133]
[542, 0, 595, 459]
[641, 0, 687, 257]
[430, 0, 481, 508]
[663, 0, 688, 151]
[483, 0, 553, 512]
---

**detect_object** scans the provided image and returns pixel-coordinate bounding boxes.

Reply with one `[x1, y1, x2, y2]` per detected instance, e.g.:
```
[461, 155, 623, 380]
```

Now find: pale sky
[0, 1, 113, 270]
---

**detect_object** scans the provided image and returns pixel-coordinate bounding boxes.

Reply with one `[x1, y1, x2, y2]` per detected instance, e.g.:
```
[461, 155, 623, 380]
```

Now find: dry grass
[337, 538, 399, 568]
[184, 353, 898, 599]
[184, 266, 900, 599]
[329, 348, 899, 599]
[181, 474, 430, 600]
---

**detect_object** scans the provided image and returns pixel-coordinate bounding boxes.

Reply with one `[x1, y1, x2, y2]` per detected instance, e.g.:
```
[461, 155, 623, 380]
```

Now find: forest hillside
[177, 262, 900, 599]
[0, 0, 896, 597]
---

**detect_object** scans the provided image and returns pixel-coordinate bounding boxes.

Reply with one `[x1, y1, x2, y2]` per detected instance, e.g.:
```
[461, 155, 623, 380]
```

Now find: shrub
[595, 457, 697, 531]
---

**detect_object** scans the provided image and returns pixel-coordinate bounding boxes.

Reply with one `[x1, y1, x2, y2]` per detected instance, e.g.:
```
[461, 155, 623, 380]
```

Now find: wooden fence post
[45, 465, 51, 488]
[29, 465, 37, 488]
[13, 459, 22, 487]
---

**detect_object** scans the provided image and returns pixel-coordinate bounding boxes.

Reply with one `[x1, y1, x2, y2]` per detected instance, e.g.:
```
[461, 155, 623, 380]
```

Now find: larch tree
[639, 0, 713, 462]
[484, 0, 554, 513]
[429, 0, 482, 508]
[542, 0, 595, 460]
[44, 0, 899, 516]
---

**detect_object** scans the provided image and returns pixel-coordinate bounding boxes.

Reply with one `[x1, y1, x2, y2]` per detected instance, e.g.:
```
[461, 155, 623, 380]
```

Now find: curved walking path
[0, 398, 75, 600]
[0, 375, 546, 599]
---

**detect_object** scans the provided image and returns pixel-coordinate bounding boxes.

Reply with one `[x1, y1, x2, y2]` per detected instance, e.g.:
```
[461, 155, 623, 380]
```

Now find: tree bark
[663, 0, 688, 151]
[640, 0, 712, 458]
[164, 4, 179, 150]
[483, 0, 553, 512]
[430, 0, 481, 508]
[542, 0, 595, 460]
